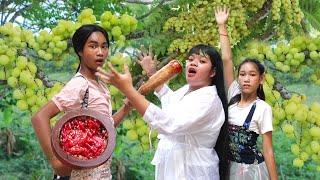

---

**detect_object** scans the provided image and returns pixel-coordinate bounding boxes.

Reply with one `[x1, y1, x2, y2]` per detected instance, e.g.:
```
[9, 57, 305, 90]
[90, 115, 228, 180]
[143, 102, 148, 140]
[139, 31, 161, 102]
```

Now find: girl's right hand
[214, 6, 230, 26]
[134, 45, 157, 77]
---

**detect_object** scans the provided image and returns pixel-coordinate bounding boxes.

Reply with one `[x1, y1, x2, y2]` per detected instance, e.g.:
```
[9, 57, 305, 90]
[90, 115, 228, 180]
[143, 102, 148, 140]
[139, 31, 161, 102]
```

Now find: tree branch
[8, 1, 43, 23]
[0, 83, 8, 102]
[247, 0, 272, 29]
[126, 30, 145, 40]
[125, 0, 154, 5]
[125, 0, 174, 5]
[260, 25, 276, 41]
[19, 49, 56, 88]
[273, 81, 292, 100]
[136, 0, 166, 20]
[0, 0, 7, 25]
[301, 18, 308, 34]
[61, 0, 81, 14]
[36, 69, 55, 88]
[157, 51, 179, 68]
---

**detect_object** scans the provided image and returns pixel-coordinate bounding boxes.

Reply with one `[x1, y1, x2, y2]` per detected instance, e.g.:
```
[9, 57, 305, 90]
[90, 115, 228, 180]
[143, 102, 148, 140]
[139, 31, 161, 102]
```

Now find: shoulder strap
[243, 102, 256, 129]
[74, 75, 89, 108]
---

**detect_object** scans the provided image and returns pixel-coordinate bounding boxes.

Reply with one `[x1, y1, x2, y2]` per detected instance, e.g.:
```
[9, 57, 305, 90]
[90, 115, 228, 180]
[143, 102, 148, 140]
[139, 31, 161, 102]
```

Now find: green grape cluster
[77, 8, 97, 24]
[163, 0, 254, 56]
[108, 52, 131, 67]
[242, 0, 265, 12]
[272, 0, 281, 20]
[275, 23, 286, 39]
[0, 22, 67, 112]
[272, 90, 320, 169]
[36, 29, 70, 64]
[291, 0, 304, 25]
[272, 0, 304, 38]
[281, 0, 293, 24]
[245, 36, 320, 84]
[123, 115, 159, 151]
[100, 11, 137, 48]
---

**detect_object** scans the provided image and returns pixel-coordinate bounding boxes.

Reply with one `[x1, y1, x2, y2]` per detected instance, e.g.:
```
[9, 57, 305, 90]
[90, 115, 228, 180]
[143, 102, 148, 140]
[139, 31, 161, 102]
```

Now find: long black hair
[228, 58, 266, 106]
[72, 24, 110, 72]
[189, 44, 229, 180]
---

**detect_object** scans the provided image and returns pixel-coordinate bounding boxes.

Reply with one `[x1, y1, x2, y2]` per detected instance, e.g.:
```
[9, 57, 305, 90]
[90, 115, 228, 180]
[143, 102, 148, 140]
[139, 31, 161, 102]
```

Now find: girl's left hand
[95, 62, 133, 94]
[215, 6, 230, 26]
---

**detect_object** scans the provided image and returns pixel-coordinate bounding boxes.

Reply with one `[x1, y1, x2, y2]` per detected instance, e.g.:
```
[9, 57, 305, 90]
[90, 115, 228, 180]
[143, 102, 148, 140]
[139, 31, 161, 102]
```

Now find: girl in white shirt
[96, 43, 229, 179]
[216, 6, 278, 180]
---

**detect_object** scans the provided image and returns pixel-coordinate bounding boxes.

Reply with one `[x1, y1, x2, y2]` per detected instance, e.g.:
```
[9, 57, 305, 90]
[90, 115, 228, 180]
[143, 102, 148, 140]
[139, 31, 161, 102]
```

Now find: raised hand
[96, 62, 133, 94]
[134, 45, 157, 77]
[215, 6, 230, 26]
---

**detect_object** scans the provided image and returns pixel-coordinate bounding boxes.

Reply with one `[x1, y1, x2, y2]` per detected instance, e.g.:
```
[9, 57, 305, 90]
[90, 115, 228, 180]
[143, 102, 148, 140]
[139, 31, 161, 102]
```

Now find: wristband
[219, 34, 228, 37]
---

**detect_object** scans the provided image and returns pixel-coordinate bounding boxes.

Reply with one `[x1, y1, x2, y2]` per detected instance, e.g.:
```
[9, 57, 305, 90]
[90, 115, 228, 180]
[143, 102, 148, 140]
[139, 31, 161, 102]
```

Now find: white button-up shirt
[143, 84, 225, 180]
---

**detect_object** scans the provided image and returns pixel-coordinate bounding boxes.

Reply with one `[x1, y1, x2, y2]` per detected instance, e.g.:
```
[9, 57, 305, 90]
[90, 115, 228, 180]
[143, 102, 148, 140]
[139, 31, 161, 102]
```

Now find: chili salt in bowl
[51, 108, 116, 169]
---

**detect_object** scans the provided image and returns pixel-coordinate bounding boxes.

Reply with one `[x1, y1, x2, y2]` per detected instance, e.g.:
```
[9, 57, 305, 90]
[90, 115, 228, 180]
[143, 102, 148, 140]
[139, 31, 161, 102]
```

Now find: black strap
[243, 102, 256, 129]
[53, 174, 70, 180]
[81, 88, 89, 108]
[74, 74, 89, 108]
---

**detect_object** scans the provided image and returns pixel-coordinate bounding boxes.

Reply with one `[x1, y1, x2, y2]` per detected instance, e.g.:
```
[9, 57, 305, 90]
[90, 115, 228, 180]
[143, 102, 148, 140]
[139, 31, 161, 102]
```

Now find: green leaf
[3, 108, 13, 127]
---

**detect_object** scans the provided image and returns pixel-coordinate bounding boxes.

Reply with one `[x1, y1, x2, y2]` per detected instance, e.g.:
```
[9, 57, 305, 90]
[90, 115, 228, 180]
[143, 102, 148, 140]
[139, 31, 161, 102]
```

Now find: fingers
[141, 45, 147, 57]
[135, 50, 143, 60]
[96, 66, 114, 83]
[148, 45, 153, 57]
[123, 63, 130, 75]
[95, 71, 111, 83]
[214, 6, 230, 14]
[133, 57, 141, 65]
[153, 55, 157, 64]
[96, 66, 112, 76]
[107, 62, 119, 75]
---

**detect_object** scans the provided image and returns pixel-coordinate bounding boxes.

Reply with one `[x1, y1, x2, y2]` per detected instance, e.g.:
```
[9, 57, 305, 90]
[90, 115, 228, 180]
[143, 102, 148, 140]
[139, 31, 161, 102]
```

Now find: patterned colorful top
[228, 102, 264, 164]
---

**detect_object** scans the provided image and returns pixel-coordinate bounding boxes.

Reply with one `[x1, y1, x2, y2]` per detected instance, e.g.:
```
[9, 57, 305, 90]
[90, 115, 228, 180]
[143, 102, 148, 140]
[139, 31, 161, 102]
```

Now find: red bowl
[51, 108, 116, 169]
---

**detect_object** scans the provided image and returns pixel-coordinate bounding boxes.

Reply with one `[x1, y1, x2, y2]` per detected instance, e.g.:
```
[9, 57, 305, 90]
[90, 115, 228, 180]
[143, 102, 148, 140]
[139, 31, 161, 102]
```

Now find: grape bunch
[163, 0, 271, 58]
[0, 22, 63, 112]
[122, 115, 159, 151]
[100, 11, 138, 48]
[243, 36, 320, 85]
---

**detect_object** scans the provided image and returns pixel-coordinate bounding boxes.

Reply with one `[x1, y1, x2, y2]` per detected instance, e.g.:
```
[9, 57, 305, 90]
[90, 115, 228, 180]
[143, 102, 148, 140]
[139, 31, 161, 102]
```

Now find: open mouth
[188, 68, 196, 74]
[96, 59, 104, 65]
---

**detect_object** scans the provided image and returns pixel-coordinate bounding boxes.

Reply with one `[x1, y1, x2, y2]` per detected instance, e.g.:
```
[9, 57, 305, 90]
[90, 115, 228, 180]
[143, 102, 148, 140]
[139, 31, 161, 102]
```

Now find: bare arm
[31, 101, 72, 176]
[215, 6, 234, 88]
[262, 131, 278, 180]
[96, 63, 150, 117]
[112, 102, 133, 127]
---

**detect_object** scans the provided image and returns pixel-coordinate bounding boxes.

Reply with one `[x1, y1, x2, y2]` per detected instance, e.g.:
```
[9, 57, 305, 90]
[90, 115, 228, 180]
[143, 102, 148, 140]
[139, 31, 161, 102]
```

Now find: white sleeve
[259, 103, 273, 134]
[143, 90, 224, 135]
[227, 80, 241, 102]
[154, 84, 174, 109]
